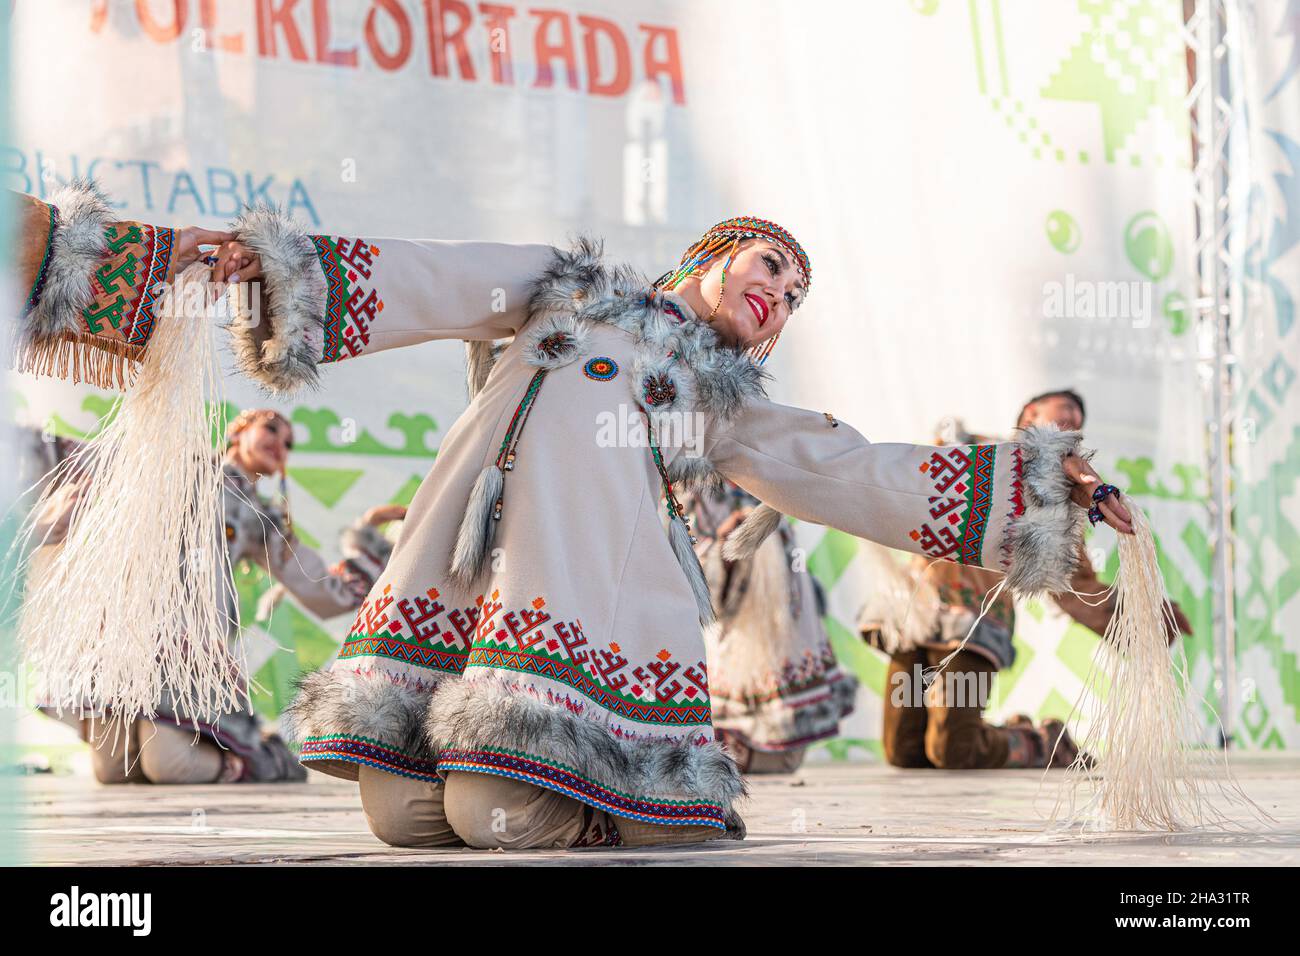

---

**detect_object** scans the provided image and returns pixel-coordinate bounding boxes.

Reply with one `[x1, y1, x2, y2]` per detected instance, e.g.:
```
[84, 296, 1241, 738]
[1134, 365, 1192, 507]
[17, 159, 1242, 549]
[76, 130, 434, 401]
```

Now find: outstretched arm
[703, 398, 1131, 598]
[250, 508, 401, 621]
[216, 207, 556, 394]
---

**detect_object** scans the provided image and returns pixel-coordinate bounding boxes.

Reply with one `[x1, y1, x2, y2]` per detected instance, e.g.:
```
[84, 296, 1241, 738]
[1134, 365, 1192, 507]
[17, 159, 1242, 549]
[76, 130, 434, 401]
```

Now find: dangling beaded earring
[705, 237, 740, 323]
[278, 466, 292, 535]
[747, 332, 782, 366]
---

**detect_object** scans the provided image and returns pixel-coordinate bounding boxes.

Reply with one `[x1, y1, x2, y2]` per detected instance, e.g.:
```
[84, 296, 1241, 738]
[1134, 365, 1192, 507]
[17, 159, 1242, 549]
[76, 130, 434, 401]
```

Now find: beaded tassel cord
[449, 367, 548, 588]
[13, 262, 239, 734]
[1048, 503, 1270, 832]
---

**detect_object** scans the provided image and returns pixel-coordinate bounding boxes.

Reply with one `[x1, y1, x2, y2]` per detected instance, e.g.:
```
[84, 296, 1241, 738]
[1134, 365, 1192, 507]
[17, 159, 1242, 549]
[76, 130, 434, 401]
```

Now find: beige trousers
[86, 718, 224, 785]
[357, 766, 729, 850]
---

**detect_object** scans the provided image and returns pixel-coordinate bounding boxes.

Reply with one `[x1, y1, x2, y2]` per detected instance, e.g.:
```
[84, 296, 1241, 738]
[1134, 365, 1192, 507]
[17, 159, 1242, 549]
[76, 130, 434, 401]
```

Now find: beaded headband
[654, 216, 811, 366]
[657, 216, 812, 296]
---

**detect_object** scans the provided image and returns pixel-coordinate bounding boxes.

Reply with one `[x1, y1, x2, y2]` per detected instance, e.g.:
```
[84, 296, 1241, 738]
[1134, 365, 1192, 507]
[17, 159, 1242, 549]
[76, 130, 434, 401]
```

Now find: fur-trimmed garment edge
[21, 179, 112, 345]
[226, 204, 327, 395]
[282, 668, 440, 781]
[425, 675, 746, 821]
[526, 236, 770, 424]
[1002, 424, 1087, 597]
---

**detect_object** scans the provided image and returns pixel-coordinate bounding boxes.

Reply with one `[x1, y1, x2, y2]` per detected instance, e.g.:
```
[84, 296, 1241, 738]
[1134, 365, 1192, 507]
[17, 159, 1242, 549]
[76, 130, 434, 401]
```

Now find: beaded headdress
[654, 216, 811, 365]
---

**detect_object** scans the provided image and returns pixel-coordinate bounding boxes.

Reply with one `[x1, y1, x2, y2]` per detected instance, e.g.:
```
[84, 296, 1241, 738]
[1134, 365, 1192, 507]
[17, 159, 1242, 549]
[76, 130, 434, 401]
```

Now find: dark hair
[1016, 389, 1086, 428]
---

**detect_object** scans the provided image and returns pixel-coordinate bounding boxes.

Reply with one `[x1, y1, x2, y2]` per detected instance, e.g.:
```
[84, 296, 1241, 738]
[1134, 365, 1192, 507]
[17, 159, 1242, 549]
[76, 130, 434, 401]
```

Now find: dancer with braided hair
[28, 408, 398, 784]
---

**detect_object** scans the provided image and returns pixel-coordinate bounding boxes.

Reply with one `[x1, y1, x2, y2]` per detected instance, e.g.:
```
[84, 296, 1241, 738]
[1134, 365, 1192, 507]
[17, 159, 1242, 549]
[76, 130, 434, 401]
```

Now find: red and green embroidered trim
[959, 444, 997, 565]
[908, 443, 999, 566]
[127, 225, 174, 346]
[465, 647, 713, 726]
[343, 584, 713, 720]
[437, 747, 727, 828]
[313, 235, 383, 363]
[299, 733, 439, 781]
[338, 636, 469, 673]
[80, 221, 176, 350]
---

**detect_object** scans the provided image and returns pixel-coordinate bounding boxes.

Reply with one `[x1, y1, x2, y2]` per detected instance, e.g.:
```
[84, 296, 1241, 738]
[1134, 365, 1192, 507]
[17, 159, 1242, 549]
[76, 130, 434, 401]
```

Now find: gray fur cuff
[23, 179, 112, 345]
[425, 676, 746, 810]
[1003, 424, 1087, 597]
[227, 205, 326, 394]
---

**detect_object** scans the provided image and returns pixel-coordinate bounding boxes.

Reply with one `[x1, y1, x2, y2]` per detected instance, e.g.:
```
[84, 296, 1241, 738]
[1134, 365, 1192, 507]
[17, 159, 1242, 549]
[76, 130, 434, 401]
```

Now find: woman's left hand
[1063, 454, 1133, 535]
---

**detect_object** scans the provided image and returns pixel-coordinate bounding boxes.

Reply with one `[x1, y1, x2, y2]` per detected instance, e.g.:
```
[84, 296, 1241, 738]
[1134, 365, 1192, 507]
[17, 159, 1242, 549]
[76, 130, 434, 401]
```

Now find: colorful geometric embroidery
[437, 748, 726, 828]
[312, 235, 383, 363]
[583, 356, 619, 381]
[907, 444, 998, 566]
[959, 444, 997, 565]
[467, 647, 712, 725]
[300, 734, 439, 781]
[999, 446, 1027, 571]
[81, 221, 176, 351]
[128, 226, 175, 346]
[338, 635, 468, 673]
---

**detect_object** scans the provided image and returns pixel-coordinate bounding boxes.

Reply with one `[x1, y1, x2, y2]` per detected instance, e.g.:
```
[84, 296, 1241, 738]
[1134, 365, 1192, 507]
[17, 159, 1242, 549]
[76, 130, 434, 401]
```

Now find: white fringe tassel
[1050, 503, 1271, 832]
[16, 263, 240, 731]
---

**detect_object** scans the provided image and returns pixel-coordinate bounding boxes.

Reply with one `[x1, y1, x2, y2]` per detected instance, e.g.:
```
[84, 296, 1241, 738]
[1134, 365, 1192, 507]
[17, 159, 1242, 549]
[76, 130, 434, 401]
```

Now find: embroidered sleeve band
[705, 400, 1087, 598]
[227, 205, 557, 394]
[11, 181, 176, 390]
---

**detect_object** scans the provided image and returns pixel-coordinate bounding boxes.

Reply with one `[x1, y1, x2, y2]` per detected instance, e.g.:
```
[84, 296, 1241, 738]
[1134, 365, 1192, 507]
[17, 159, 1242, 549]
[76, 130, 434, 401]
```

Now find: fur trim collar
[528, 237, 769, 423]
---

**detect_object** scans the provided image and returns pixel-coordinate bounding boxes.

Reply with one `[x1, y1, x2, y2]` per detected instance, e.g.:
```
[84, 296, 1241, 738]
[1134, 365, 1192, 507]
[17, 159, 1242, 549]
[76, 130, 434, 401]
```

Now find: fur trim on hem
[1003, 424, 1087, 597]
[227, 205, 326, 395]
[713, 672, 859, 751]
[282, 667, 440, 770]
[425, 676, 745, 810]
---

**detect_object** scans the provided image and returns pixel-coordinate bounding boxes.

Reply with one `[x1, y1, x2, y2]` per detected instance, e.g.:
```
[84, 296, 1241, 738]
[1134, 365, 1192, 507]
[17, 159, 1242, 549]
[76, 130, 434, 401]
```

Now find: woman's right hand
[210, 239, 263, 284]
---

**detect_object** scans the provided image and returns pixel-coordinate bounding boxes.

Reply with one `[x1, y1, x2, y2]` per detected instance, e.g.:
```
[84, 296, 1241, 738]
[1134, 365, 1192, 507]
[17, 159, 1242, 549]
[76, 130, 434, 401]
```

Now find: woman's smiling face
[680, 238, 806, 348]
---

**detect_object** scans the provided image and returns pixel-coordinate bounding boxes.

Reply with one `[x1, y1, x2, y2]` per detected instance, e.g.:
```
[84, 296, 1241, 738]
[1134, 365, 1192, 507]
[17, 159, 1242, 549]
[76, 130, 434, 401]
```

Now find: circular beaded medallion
[583, 356, 619, 381]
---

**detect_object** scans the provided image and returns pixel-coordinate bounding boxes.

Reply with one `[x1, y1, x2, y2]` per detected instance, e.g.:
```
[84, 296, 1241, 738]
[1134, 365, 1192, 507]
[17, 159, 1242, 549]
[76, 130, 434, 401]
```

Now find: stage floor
[18, 754, 1299, 866]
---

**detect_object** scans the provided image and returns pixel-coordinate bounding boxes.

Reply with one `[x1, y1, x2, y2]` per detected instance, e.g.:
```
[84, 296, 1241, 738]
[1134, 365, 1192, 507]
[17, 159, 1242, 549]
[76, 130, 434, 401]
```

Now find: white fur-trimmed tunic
[218, 214, 1088, 830]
